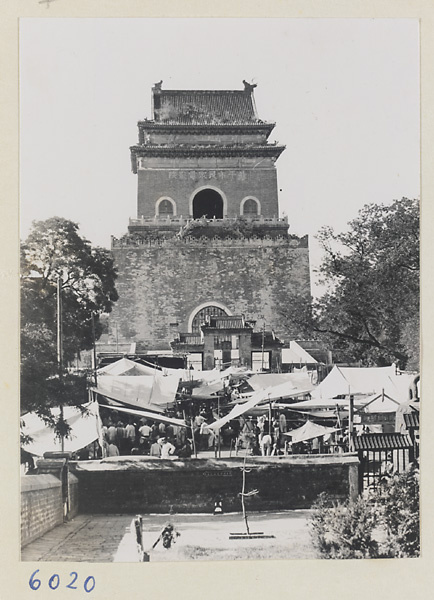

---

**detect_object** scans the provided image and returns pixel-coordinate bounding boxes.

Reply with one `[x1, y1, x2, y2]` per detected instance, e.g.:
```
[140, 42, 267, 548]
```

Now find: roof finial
[243, 80, 257, 92]
[153, 80, 163, 91]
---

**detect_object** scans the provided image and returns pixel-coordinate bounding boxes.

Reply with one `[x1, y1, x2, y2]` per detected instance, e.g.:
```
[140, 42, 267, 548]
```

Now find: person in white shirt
[159, 437, 176, 459]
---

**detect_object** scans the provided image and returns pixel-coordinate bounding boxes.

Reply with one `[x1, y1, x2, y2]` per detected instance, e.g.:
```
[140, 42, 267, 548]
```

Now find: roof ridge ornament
[243, 80, 257, 92]
[153, 80, 163, 91]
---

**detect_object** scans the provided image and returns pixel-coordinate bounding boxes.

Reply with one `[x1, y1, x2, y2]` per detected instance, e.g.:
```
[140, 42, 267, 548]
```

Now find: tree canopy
[21, 217, 118, 419]
[284, 198, 419, 368]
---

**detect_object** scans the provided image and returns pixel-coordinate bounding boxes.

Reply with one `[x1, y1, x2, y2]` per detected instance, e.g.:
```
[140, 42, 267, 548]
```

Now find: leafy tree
[283, 198, 419, 368]
[21, 217, 118, 423]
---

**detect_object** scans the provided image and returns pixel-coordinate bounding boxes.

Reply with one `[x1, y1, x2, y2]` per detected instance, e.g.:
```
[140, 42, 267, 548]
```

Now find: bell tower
[128, 81, 288, 238]
[108, 82, 311, 352]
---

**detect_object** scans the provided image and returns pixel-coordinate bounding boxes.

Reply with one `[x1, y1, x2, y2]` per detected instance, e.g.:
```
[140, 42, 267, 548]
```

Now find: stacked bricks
[110, 236, 310, 349]
[21, 475, 63, 547]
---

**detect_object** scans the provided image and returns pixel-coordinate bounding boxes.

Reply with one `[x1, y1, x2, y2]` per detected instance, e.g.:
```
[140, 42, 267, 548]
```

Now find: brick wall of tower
[108, 236, 310, 349]
[137, 166, 279, 218]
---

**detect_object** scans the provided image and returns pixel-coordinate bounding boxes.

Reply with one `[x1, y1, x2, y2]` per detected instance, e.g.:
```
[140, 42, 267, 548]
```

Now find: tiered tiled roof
[153, 89, 260, 125]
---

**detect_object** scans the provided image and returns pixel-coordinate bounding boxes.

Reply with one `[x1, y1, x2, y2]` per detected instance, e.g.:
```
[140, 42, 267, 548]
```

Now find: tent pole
[241, 454, 250, 535]
[348, 385, 354, 452]
[91, 313, 98, 387]
[218, 396, 221, 459]
[191, 417, 197, 458]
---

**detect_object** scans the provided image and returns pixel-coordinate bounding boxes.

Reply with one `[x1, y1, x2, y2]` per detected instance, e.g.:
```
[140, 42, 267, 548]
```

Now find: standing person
[149, 439, 161, 457]
[116, 421, 127, 455]
[257, 415, 266, 442]
[159, 437, 176, 459]
[311, 436, 320, 454]
[177, 439, 192, 459]
[125, 419, 136, 454]
[260, 433, 273, 456]
[139, 420, 152, 440]
[279, 412, 287, 436]
[107, 442, 119, 457]
[242, 416, 256, 454]
[107, 421, 117, 448]
[272, 418, 280, 447]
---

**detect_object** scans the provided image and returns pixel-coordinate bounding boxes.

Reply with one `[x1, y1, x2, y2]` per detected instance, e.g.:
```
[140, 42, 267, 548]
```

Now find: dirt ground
[21, 510, 318, 562]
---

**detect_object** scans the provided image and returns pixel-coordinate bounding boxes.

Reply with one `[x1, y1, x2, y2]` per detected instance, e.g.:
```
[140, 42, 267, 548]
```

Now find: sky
[19, 18, 419, 294]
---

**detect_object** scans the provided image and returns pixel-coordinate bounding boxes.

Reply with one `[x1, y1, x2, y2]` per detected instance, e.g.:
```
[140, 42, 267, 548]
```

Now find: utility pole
[91, 313, 98, 387]
[57, 275, 64, 452]
[261, 320, 266, 372]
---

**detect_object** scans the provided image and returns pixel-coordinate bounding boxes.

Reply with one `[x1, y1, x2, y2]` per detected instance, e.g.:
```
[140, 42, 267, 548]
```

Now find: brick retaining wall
[72, 455, 359, 514]
[21, 473, 79, 548]
[21, 475, 63, 547]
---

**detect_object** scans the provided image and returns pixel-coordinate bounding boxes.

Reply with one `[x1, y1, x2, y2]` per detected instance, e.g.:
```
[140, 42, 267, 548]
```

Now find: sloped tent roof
[21, 402, 102, 457]
[283, 421, 339, 444]
[98, 357, 190, 380]
[206, 389, 270, 431]
[281, 341, 318, 365]
[265, 379, 314, 401]
[98, 357, 158, 377]
[248, 372, 313, 392]
[92, 371, 180, 413]
[195, 366, 253, 386]
[273, 397, 366, 419]
[99, 404, 187, 428]
[312, 365, 412, 403]
[359, 392, 401, 414]
[191, 381, 225, 400]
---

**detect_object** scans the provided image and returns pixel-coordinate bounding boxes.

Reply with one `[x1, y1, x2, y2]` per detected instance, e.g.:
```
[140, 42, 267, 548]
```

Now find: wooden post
[348, 385, 354, 452]
[91, 313, 98, 387]
[241, 454, 250, 535]
[217, 396, 221, 459]
[190, 417, 197, 458]
[268, 397, 272, 447]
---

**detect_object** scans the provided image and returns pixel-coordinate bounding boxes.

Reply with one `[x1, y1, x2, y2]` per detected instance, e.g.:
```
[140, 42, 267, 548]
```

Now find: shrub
[377, 464, 420, 558]
[309, 464, 420, 559]
[310, 493, 379, 559]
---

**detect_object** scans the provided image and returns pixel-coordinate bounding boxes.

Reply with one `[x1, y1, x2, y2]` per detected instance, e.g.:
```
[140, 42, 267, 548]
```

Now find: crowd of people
[71, 404, 352, 461]
[99, 415, 193, 459]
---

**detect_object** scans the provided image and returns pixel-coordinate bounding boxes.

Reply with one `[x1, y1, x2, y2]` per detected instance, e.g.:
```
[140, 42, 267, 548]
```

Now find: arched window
[190, 304, 231, 333]
[241, 197, 260, 216]
[157, 198, 174, 217]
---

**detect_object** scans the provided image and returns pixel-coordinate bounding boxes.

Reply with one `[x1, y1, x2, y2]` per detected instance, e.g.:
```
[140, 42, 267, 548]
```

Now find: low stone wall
[21, 474, 63, 547]
[72, 455, 359, 514]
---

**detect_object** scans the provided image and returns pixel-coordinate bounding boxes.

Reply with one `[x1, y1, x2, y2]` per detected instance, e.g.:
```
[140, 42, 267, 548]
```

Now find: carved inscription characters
[167, 170, 247, 182]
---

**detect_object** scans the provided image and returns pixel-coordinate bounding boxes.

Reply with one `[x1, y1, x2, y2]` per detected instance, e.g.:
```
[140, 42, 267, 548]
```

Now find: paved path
[21, 511, 317, 562]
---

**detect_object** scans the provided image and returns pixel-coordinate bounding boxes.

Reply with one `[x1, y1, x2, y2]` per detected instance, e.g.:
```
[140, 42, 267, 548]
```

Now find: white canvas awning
[99, 404, 188, 427]
[283, 420, 339, 443]
[21, 401, 102, 457]
[92, 370, 180, 413]
[312, 364, 413, 403]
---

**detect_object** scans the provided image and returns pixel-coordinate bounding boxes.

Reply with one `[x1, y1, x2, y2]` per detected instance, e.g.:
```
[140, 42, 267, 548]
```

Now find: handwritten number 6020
[29, 570, 95, 592]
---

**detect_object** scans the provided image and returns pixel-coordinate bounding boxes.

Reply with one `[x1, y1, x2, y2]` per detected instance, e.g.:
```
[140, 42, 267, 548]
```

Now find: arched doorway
[192, 188, 224, 219]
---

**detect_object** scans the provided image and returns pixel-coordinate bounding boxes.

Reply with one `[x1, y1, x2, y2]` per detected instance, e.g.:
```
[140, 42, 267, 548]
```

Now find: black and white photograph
[17, 16, 421, 567]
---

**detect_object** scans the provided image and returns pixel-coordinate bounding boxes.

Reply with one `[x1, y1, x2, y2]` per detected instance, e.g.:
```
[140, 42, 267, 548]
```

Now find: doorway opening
[192, 189, 224, 219]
